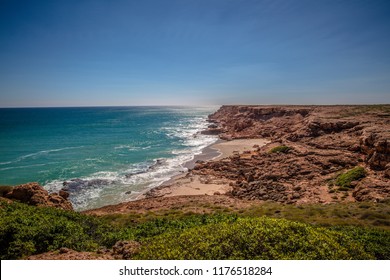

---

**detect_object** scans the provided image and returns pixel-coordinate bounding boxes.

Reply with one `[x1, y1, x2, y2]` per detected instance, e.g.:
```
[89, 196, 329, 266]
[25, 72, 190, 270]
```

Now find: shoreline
[138, 138, 270, 199]
[4, 104, 389, 211]
[133, 137, 222, 200]
[8, 104, 389, 211]
[183, 139, 224, 169]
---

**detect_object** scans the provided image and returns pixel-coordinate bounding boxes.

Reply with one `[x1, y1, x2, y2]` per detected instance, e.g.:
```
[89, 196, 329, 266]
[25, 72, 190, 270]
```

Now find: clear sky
[0, 0, 389, 107]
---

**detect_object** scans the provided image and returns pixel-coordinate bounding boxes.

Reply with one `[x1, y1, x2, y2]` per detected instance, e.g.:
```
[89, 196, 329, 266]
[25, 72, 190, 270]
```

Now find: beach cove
[142, 138, 270, 198]
[85, 104, 390, 216]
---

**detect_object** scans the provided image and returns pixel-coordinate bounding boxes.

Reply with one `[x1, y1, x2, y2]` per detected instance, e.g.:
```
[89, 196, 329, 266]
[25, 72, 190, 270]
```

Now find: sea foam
[16, 107, 220, 211]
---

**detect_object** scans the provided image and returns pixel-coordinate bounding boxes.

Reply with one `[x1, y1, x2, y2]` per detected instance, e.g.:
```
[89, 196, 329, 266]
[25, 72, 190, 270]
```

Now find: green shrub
[269, 146, 290, 154]
[0, 201, 121, 259]
[335, 167, 366, 188]
[2, 201, 389, 260]
[128, 214, 238, 239]
[330, 226, 390, 259]
[0, 203, 238, 259]
[136, 217, 372, 260]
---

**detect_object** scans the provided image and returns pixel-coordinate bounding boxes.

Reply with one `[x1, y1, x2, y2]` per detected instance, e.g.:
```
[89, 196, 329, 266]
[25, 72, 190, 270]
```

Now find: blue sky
[0, 0, 389, 106]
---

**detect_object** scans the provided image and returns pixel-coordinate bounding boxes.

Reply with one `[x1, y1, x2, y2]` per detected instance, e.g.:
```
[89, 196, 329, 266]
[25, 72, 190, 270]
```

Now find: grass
[99, 200, 390, 231]
[218, 200, 390, 230]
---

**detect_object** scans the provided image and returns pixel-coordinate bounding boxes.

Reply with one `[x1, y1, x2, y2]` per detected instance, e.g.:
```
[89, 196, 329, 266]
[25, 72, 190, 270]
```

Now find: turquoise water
[0, 106, 218, 210]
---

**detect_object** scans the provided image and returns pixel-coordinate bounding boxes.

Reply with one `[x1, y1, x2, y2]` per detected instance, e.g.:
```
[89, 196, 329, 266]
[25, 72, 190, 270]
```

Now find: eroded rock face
[5, 182, 73, 211]
[192, 143, 362, 204]
[205, 105, 312, 140]
[197, 105, 390, 204]
[360, 133, 390, 170]
[353, 178, 390, 202]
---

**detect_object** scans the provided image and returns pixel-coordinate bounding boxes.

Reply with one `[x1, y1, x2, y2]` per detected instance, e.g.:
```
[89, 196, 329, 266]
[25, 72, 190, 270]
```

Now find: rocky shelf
[196, 105, 389, 204]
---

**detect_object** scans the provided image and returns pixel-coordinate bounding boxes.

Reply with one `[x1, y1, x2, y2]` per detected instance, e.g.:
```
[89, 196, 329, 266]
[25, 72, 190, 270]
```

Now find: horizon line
[1, 103, 389, 109]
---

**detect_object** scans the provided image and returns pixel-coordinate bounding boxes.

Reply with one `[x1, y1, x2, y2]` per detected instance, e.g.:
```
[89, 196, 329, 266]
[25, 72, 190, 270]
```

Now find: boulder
[5, 182, 73, 211]
[112, 240, 141, 259]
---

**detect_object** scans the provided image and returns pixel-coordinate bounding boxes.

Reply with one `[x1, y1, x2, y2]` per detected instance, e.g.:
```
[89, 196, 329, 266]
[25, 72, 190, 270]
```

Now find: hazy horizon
[1, 102, 390, 109]
[1, 0, 389, 107]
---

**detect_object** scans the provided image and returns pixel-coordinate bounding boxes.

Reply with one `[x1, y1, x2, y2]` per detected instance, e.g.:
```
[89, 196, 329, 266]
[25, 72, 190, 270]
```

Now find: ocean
[0, 106, 218, 210]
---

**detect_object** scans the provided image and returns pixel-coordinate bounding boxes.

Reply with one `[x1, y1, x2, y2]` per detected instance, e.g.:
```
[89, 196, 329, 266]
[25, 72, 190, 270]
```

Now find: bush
[0, 201, 121, 259]
[335, 167, 366, 188]
[2, 201, 389, 260]
[136, 217, 372, 260]
[330, 226, 390, 259]
[128, 214, 238, 239]
[269, 146, 290, 154]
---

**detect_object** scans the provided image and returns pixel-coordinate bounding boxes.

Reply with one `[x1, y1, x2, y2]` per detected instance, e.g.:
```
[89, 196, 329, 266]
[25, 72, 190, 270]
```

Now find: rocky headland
[142, 105, 389, 207]
[2, 104, 390, 260]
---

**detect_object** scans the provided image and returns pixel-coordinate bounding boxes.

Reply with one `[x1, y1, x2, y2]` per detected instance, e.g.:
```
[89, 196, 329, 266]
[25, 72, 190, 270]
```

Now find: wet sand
[183, 139, 224, 169]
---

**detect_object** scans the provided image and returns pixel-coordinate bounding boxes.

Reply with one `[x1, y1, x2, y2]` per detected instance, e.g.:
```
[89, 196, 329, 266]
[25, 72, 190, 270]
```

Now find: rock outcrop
[111, 240, 141, 259]
[199, 105, 390, 204]
[4, 182, 73, 210]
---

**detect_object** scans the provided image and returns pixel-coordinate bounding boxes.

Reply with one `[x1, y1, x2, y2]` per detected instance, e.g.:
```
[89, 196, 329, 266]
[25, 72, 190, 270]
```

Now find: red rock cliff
[198, 105, 389, 203]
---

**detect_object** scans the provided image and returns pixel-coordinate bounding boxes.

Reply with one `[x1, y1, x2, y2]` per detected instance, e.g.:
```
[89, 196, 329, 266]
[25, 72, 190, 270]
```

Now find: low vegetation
[136, 217, 371, 259]
[335, 167, 366, 188]
[336, 105, 390, 118]
[269, 145, 290, 154]
[0, 201, 120, 259]
[1, 200, 390, 260]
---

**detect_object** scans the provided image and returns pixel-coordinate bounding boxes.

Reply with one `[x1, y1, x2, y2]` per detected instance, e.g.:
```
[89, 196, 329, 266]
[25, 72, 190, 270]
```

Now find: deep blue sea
[0, 106, 218, 210]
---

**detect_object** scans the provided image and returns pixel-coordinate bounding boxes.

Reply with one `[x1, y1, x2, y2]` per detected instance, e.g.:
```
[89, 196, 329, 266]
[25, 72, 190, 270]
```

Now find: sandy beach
[145, 138, 270, 198]
[210, 138, 270, 160]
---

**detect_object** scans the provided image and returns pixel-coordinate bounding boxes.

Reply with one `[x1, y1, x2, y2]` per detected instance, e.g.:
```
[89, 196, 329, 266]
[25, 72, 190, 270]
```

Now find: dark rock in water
[156, 159, 164, 164]
[125, 171, 144, 178]
[125, 191, 132, 195]
[63, 178, 83, 188]
[62, 178, 111, 191]
[147, 159, 166, 171]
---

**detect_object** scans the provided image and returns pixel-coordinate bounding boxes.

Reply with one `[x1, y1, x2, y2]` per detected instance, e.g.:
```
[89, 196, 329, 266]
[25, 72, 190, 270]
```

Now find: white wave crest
[43, 112, 218, 211]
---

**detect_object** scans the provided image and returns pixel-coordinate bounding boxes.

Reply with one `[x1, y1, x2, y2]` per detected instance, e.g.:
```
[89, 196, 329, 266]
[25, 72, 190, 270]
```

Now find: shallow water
[0, 106, 218, 210]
